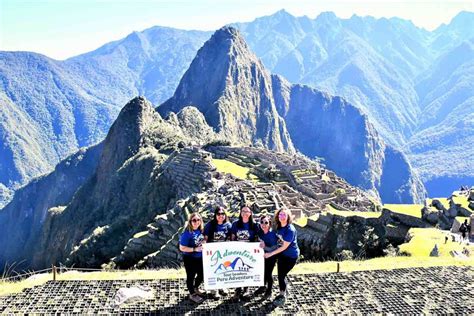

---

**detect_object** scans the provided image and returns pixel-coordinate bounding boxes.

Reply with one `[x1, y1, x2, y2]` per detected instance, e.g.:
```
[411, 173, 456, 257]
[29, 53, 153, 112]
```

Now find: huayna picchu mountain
[0, 27, 427, 272]
[158, 27, 425, 203]
[159, 27, 294, 153]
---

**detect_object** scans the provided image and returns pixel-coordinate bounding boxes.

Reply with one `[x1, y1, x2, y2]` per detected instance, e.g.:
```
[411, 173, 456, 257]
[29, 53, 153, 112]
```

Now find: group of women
[179, 205, 300, 305]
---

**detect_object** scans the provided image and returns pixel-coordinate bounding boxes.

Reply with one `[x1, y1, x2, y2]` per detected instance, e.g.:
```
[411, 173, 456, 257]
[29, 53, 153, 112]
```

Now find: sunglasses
[278, 212, 288, 217]
[216, 212, 226, 216]
[260, 221, 270, 225]
[191, 218, 201, 223]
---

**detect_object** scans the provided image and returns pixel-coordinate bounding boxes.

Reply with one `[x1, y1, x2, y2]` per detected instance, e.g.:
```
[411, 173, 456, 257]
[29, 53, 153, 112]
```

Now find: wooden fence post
[52, 265, 57, 281]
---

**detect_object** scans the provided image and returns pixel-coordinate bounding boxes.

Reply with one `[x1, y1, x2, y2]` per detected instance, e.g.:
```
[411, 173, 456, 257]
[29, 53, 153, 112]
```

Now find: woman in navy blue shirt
[230, 205, 257, 301]
[203, 206, 231, 299]
[255, 214, 278, 298]
[264, 208, 300, 306]
[204, 206, 231, 243]
[179, 212, 205, 303]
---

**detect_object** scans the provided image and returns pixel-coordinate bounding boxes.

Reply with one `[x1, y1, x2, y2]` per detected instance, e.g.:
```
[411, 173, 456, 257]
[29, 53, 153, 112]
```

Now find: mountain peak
[213, 25, 241, 39]
[158, 27, 295, 153]
[315, 11, 339, 23]
[97, 96, 160, 181]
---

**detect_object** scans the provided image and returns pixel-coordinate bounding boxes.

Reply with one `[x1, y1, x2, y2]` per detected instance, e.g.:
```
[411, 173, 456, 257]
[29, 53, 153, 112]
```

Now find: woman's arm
[264, 241, 290, 258]
[179, 244, 202, 253]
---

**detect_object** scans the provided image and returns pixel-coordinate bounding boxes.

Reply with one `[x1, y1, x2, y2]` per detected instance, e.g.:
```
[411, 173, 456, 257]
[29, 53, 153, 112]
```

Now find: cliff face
[29, 98, 216, 268]
[0, 143, 103, 268]
[160, 27, 425, 203]
[158, 27, 295, 153]
[273, 77, 425, 203]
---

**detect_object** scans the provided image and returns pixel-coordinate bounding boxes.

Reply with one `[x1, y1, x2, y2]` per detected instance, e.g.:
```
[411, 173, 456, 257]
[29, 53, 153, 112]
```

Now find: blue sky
[1, 0, 472, 60]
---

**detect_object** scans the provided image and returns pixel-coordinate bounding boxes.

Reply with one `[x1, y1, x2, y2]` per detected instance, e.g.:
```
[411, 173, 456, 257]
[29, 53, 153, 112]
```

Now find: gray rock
[430, 244, 439, 257]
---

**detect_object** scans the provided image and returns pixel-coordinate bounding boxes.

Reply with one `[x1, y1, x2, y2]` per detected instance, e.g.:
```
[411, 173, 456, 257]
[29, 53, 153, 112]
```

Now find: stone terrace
[208, 146, 378, 216]
[1, 266, 472, 314]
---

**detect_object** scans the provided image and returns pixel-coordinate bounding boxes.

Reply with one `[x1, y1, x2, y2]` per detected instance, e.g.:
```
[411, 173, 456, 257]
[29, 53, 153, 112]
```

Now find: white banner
[202, 241, 264, 290]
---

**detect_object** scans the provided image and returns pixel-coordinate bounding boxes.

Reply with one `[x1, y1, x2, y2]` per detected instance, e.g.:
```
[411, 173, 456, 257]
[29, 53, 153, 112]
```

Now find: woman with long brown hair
[264, 208, 300, 306]
[254, 214, 278, 298]
[230, 205, 258, 302]
[179, 212, 205, 303]
[203, 206, 231, 299]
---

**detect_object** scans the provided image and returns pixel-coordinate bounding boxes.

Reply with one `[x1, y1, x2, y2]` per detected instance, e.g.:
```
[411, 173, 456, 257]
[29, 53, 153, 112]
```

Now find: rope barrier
[1, 265, 138, 282]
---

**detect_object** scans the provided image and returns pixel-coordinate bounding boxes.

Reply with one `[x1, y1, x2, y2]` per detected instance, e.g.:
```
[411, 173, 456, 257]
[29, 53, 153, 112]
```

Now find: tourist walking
[230, 205, 258, 301]
[255, 214, 279, 298]
[179, 212, 205, 303]
[459, 219, 469, 243]
[203, 206, 232, 299]
[264, 208, 300, 306]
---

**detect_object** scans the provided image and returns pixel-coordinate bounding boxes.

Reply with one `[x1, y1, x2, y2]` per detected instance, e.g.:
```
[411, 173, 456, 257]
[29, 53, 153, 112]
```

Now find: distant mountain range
[0, 10, 473, 206]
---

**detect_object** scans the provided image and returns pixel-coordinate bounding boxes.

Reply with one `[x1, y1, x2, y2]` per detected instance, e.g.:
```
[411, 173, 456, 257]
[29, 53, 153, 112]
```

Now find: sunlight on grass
[133, 231, 148, 239]
[294, 216, 308, 227]
[452, 196, 473, 212]
[213, 159, 259, 181]
[399, 228, 474, 257]
[427, 197, 450, 210]
[2, 255, 473, 297]
[384, 204, 423, 218]
[293, 256, 474, 274]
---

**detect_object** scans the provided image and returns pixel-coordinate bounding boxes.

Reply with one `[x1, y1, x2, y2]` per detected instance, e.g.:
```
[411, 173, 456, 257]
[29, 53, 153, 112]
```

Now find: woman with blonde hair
[264, 208, 300, 306]
[179, 212, 205, 303]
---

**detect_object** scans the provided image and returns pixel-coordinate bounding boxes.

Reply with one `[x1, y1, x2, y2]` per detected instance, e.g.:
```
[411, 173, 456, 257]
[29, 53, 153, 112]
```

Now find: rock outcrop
[0, 143, 103, 269]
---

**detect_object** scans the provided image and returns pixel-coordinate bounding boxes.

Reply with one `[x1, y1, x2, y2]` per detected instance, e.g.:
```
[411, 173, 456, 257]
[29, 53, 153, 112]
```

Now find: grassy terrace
[212, 159, 259, 181]
[2, 256, 472, 297]
[426, 197, 450, 210]
[400, 228, 474, 257]
[452, 195, 473, 213]
[383, 204, 423, 218]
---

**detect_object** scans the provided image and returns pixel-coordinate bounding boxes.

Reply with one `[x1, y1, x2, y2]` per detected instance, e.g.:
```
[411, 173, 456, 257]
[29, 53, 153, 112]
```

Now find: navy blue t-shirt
[276, 224, 300, 259]
[179, 229, 204, 258]
[204, 222, 231, 242]
[231, 221, 256, 242]
[258, 230, 278, 253]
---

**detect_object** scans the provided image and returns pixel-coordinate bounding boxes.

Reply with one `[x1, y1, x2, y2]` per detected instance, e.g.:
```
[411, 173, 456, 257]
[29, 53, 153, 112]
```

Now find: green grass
[427, 197, 450, 210]
[213, 159, 259, 181]
[321, 174, 330, 182]
[294, 216, 308, 227]
[384, 204, 423, 218]
[452, 196, 473, 212]
[325, 205, 381, 218]
[455, 216, 470, 223]
[2, 256, 472, 297]
[399, 228, 474, 257]
[133, 231, 148, 239]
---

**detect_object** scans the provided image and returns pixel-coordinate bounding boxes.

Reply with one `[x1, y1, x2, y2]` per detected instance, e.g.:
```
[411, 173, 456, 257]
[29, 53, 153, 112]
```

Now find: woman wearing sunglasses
[203, 206, 231, 299]
[179, 212, 205, 303]
[264, 208, 300, 306]
[230, 205, 258, 301]
[255, 214, 278, 298]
